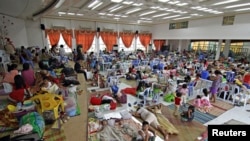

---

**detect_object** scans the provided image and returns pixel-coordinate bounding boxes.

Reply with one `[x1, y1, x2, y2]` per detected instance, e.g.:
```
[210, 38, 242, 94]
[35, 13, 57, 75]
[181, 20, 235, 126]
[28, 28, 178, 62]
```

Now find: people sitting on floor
[8, 75, 31, 103]
[2, 64, 19, 85]
[180, 105, 195, 122]
[21, 63, 36, 86]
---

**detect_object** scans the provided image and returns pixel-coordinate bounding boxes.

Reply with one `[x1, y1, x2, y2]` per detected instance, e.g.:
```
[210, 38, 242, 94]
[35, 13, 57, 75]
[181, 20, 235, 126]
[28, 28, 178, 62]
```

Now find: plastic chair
[232, 89, 250, 110]
[217, 83, 230, 101]
[20, 56, 34, 69]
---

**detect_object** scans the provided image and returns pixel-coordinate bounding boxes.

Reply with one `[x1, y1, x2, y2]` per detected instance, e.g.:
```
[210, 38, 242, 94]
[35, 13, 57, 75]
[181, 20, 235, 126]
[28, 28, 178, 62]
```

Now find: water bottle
[16, 102, 22, 111]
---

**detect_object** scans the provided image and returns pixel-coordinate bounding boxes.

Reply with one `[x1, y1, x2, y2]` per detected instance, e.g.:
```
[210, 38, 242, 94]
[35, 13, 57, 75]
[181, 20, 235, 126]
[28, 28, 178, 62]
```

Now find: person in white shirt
[136, 121, 155, 141]
[59, 45, 66, 56]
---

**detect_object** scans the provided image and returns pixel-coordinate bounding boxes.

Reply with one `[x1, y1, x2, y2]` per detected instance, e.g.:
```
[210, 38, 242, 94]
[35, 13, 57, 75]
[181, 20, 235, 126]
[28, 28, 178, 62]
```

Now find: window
[118, 37, 135, 52]
[87, 36, 97, 53]
[169, 21, 188, 30]
[222, 16, 235, 25]
[47, 34, 72, 53]
[136, 37, 146, 51]
[99, 36, 106, 52]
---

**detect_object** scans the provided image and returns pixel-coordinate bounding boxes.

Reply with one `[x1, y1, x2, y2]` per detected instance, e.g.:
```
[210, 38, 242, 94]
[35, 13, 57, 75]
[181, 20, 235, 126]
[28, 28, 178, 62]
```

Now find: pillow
[120, 110, 132, 119]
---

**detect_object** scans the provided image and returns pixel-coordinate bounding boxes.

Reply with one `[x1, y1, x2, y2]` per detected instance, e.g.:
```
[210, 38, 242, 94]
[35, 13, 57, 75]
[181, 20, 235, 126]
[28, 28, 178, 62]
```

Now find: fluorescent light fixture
[126, 8, 141, 14]
[235, 7, 250, 11]
[158, 0, 170, 2]
[191, 13, 199, 16]
[140, 20, 152, 23]
[122, 1, 133, 5]
[132, 3, 143, 6]
[177, 3, 188, 6]
[213, 11, 224, 14]
[76, 13, 84, 16]
[114, 17, 120, 20]
[191, 6, 201, 9]
[91, 2, 103, 10]
[110, 6, 123, 12]
[150, 6, 160, 9]
[111, 0, 123, 3]
[139, 11, 156, 16]
[107, 13, 114, 16]
[152, 13, 169, 18]
[121, 15, 128, 17]
[225, 3, 250, 9]
[58, 12, 66, 15]
[54, 0, 65, 9]
[114, 14, 121, 17]
[108, 5, 119, 10]
[140, 17, 152, 20]
[88, 0, 99, 8]
[166, 9, 175, 12]
[162, 15, 180, 19]
[213, 0, 239, 6]
[168, 1, 180, 5]
[67, 12, 75, 15]
[159, 8, 168, 10]
[99, 13, 106, 15]
[204, 9, 213, 12]
[173, 16, 190, 20]
[197, 7, 208, 11]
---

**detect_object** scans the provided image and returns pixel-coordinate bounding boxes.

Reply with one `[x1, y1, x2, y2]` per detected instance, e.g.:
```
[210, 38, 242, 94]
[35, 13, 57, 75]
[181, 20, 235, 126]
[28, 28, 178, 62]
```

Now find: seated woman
[147, 104, 179, 135]
[2, 64, 19, 84]
[8, 75, 31, 103]
[21, 63, 36, 86]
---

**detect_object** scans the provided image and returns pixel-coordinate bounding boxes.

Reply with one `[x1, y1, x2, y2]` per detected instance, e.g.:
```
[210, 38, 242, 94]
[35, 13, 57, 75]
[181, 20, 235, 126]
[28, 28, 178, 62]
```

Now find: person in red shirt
[8, 75, 30, 103]
[243, 72, 250, 89]
[174, 92, 182, 116]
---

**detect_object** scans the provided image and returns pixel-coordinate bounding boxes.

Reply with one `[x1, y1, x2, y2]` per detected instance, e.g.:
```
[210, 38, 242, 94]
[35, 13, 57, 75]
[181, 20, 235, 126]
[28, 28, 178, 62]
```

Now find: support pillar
[215, 40, 222, 60]
[223, 39, 231, 58]
[178, 40, 182, 52]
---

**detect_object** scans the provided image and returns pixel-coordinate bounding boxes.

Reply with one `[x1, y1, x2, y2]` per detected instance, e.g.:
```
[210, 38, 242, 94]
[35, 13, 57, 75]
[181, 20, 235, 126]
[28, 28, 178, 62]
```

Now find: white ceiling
[1, 0, 250, 25]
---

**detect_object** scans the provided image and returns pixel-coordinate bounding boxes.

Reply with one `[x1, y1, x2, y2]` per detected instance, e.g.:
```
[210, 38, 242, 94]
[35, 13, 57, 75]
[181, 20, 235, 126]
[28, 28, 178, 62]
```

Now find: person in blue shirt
[201, 69, 209, 80]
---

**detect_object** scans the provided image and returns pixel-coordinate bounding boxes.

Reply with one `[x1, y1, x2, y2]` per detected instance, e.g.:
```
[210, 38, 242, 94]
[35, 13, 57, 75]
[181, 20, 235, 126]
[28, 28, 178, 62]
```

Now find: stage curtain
[75, 30, 96, 52]
[100, 31, 118, 52]
[119, 32, 135, 48]
[138, 33, 152, 48]
[153, 40, 166, 51]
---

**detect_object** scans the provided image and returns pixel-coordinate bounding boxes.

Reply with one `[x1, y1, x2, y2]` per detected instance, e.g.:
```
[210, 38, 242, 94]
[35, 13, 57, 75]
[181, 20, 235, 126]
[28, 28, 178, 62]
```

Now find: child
[174, 92, 182, 116]
[201, 88, 212, 113]
[181, 105, 195, 121]
[193, 95, 203, 112]
[180, 83, 188, 107]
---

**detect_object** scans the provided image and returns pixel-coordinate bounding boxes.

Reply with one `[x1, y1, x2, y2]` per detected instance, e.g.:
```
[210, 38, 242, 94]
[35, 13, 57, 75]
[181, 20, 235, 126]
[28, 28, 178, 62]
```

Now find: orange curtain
[119, 32, 135, 48]
[153, 40, 166, 51]
[61, 30, 73, 48]
[138, 33, 152, 48]
[100, 32, 118, 52]
[75, 30, 96, 52]
[45, 29, 60, 46]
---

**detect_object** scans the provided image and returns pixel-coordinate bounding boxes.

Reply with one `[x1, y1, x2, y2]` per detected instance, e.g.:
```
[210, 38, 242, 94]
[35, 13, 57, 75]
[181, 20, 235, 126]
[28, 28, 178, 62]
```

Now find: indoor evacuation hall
[0, 0, 250, 141]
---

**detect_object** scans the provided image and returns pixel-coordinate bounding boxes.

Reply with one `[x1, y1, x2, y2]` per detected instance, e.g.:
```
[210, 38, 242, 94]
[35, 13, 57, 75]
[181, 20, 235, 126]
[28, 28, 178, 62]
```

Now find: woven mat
[188, 99, 234, 117]
[161, 105, 207, 141]
[43, 127, 67, 141]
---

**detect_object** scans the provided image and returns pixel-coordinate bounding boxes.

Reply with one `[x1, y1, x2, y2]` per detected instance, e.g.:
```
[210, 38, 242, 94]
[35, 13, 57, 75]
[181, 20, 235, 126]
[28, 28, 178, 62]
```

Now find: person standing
[173, 92, 182, 116]
[209, 70, 223, 103]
